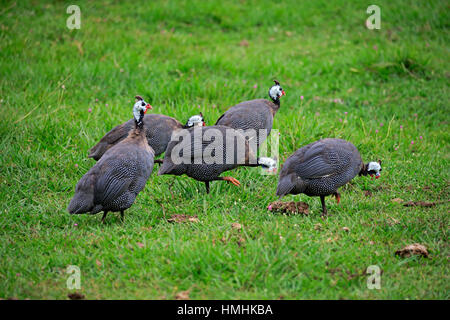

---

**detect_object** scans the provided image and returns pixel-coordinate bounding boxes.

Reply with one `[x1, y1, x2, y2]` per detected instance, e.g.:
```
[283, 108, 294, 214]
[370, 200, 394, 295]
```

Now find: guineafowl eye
[141, 102, 146, 106]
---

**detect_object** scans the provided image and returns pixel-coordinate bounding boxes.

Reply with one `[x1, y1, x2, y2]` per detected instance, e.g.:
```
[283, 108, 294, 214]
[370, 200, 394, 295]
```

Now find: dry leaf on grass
[167, 214, 199, 223]
[239, 39, 249, 47]
[231, 223, 242, 231]
[175, 290, 190, 300]
[364, 190, 372, 197]
[387, 217, 400, 226]
[268, 201, 309, 215]
[395, 243, 429, 258]
[391, 198, 404, 203]
[95, 259, 102, 267]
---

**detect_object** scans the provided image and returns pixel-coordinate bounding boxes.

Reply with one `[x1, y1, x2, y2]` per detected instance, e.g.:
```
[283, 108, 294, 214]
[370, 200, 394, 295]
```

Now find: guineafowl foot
[154, 159, 163, 165]
[101, 211, 108, 224]
[333, 192, 341, 204]
[320, 196, 328, 217]
[222, 176, 241, 187]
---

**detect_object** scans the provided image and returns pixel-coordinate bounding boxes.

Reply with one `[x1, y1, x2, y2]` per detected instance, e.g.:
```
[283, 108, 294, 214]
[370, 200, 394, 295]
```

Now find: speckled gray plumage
[88, 114, 182, 160]
[68, 130, 154, 216]
[215, 99, 279, 148]
[158, 125, 257, 182]
[276, 138, 363, 198]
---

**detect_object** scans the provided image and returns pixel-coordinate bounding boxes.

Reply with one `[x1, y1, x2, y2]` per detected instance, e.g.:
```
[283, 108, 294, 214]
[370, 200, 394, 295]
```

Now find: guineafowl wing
[189, 126, 252, 165]
[295, 142, 352, 179]
[94, 162, 134, 205]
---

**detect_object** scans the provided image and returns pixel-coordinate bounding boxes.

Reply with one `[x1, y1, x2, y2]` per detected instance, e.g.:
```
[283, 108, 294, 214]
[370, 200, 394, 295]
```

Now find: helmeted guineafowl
[276, 138, 381, 216]
[215, 80, 286, 149]
[158, 125, 276, 193]
[67, 96, 155, 223]
[88, 112, 205, 161]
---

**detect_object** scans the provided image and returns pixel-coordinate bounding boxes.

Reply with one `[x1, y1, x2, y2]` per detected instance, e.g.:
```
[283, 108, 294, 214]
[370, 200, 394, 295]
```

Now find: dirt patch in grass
[403, 200, 449, 207]
[68, 292, 85, 300]
[395, 243, 429, 258]
[268, 201, 309, 215]
[403, 201, 436, 207]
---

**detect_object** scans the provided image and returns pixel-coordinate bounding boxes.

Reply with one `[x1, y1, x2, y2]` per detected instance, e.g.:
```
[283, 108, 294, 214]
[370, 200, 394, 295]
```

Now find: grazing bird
[276, 138, 381, 216]
[88, 112, 205, 161]
[67, 96, 155, 223]
[215, 80, 286, 149]
[158, 125, 277, 193]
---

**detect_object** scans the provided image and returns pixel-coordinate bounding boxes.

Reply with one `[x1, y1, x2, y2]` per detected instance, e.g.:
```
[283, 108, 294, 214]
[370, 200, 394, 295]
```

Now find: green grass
[0, 0, 449, 299]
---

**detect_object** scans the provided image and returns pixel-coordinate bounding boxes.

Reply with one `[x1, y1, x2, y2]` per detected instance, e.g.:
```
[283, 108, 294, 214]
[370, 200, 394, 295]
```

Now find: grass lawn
[0, 0, 448, 299]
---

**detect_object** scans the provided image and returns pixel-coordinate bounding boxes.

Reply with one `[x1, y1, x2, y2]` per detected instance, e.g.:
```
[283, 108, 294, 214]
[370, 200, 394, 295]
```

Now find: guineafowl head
[366, 160, 382, 178]
[133, 95, 152, 127]
[268, 80, 286, 102]
[184, 112, 205, 128]
[258, 157, 278, 173]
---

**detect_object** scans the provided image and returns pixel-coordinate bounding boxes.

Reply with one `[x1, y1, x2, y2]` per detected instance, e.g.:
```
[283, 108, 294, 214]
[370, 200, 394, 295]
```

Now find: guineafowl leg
[320, 196, 328, 216]
[333, 192, 341, 204]
[101, 211, 108, 223]
[154, 159, 163, 164]
[217, 176, 241, 187]
[205, 181, 210, 194]
[120, 211, 124, 222]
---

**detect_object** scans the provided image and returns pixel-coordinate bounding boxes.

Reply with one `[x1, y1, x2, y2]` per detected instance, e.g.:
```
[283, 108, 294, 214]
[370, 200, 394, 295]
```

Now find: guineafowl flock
[68, 81, 382, 222]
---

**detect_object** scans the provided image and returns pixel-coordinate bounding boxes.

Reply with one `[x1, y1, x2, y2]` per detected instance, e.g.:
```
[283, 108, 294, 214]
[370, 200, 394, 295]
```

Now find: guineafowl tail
[88, 141, 109, 161]
[88, 123, 130, 160]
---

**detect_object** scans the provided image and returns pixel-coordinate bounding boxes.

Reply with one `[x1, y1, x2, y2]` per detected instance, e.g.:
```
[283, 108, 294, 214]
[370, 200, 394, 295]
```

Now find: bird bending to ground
[276, 138, 381, 216]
